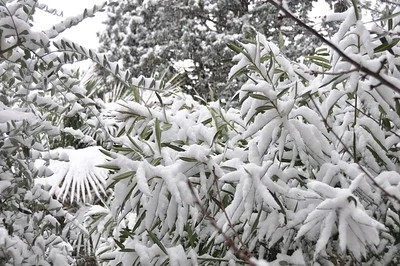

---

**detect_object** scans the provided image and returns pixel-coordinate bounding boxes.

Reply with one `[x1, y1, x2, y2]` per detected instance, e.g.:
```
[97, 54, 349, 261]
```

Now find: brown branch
[266, 0, 400, 95]
[186, 180, 256, 265]
[212, 167, 251, 258]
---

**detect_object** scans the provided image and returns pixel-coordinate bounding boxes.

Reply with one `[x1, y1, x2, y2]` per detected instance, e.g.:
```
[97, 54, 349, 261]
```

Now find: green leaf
[250, 94, 270, 101]
[112, 171, 135, 181]
[3, 24, 14, 29]
[374, 38, 400, 54]
[278, 31, 284, 49]
[155, 92, 163, 106]
[255, 105, 275, 113]
[313, 61, 332, 69]
[155, 118, 161, 151]
[347, 196, 357, 206]
[351, 0, 360, 20]
[115, 63, 119, 76]
[147, 230, 167, 255]
[227, 43, 245, 55]
[162, 142, 185, 152]
[305, 55, 330, 63]
[151, 157, 163, 166]
[179, 157, 198, 162]
[114, 238, 125, 250]
[97, 164, 120, 171]
[22, 5, 30, 14]
[201, 117, 212, 125]
[227, 42, 252, 62]
[395, 98, 400, 117]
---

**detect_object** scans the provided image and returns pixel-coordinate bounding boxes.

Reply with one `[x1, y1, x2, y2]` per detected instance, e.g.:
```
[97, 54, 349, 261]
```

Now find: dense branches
[1, 0, 400, 265]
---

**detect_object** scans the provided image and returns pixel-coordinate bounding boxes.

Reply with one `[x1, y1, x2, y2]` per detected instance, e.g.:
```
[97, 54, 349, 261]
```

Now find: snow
[0, 109, 36, 123]
[2, 0, 400, 264]
[135, 163, 152, 196]
[0, 180, 11, 195]
[35, 146, 108, 203]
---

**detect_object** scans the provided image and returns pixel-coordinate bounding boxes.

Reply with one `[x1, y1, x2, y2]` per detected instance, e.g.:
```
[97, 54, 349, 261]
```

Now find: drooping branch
[267, 0, 400, 94]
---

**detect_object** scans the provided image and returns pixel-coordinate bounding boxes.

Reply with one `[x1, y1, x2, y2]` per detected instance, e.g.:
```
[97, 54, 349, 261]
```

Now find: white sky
[33, 0, 107, 49]
[310, 0, 330, 21]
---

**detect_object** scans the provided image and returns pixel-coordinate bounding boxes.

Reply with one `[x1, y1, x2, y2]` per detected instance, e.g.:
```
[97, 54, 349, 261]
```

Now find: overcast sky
[33, 0, 107, 49]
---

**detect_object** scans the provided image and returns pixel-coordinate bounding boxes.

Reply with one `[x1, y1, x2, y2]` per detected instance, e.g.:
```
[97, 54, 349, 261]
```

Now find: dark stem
[310, 97, 400, 203]
[212, 167, 251, 257]
[266, 0, 400, 94]
[186, 180, 256, 265]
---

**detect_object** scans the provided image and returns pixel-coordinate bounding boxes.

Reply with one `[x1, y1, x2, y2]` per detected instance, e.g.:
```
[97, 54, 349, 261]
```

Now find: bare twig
[267, 0, 400, 94]
[308, 68, 358, 76]
[187, 180, 256, 265]
[345, 100, 400, 139]
[310, 97, 400, 203]
[212, 167, 251, 258]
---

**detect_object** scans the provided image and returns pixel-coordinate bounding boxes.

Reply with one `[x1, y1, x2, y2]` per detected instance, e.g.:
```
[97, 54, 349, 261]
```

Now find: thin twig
[186, 180, 256, 265]
[310, 97, 400, 203]
[308, 68, 358, 76]
[267, 0, 400, 94]
[345, 100, 400, 139]
[381, 0, 400, 5]
[212, 167, 252, 258]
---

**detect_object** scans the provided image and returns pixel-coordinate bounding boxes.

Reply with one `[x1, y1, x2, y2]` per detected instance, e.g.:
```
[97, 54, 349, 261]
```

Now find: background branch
[267, 0, 400, 94]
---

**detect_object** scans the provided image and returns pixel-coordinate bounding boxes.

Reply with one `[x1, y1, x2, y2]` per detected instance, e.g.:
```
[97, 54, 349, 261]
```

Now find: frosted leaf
[0, 109, 36, 123]
[167, 245, 189, 266]
[136, 163, 151, 196]
[314, 211, 335, 255]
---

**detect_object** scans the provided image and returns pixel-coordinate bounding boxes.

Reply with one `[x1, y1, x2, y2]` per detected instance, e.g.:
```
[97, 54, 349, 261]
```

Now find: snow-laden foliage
[0, 0, 112, 264]
[0, 1, 189, 264]
[1, 0, 400, 265]
[87, 5, 400, 266]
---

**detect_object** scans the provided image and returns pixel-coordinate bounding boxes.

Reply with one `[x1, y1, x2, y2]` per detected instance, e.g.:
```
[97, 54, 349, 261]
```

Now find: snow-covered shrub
[87, 4, 400, 266]
[0, 0, 113, 264]
[1, 0, 399, 265]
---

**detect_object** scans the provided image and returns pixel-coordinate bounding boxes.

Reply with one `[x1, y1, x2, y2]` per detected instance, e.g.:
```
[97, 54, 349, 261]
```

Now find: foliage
[98, 0, 331, 100]
[1, 0, 400, 265]
[0, 0, 110, 264]
[86, 3, 400, 265]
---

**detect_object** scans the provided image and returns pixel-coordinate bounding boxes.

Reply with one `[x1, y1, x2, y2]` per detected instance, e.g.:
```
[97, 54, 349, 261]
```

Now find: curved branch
[267, 0, 400, 94]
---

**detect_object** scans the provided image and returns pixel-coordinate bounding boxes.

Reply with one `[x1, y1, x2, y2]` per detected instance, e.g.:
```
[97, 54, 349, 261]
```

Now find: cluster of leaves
[86, 3, 400, 266]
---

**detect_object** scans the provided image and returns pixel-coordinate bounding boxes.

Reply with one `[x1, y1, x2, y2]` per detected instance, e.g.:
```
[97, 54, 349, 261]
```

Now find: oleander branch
[267, 0, 400, 94]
